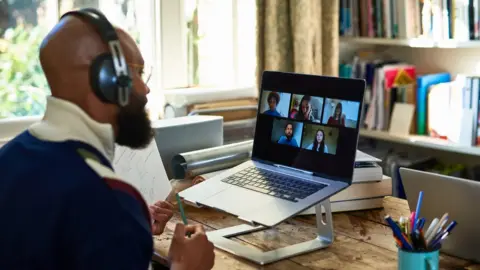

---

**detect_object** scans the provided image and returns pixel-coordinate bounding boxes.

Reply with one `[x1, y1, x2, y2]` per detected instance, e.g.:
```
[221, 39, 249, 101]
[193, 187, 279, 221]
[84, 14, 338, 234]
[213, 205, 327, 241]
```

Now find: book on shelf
[341, 59, 418, 132]
[340, 0, 478, 41]
[341, 52, 480, 147]
[426, 75, 480, 146]
[416, 73, 452, 135]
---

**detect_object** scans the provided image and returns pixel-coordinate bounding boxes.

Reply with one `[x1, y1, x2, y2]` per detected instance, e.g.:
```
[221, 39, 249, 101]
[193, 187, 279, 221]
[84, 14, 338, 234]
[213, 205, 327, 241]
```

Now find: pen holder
[398, 248, 439, 270]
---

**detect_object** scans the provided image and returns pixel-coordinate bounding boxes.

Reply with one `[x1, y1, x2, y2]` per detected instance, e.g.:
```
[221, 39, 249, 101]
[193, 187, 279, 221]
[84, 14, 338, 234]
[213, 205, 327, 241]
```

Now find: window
[161, 0, 256, 89]
[0, 0, 158, 119]
[0, 0, 256, 124]
[0, 0, 52, 119]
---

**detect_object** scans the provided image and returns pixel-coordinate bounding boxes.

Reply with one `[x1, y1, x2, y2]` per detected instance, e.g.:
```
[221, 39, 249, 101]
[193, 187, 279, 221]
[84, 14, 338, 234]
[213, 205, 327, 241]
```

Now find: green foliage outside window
[0, 24, 50, 119]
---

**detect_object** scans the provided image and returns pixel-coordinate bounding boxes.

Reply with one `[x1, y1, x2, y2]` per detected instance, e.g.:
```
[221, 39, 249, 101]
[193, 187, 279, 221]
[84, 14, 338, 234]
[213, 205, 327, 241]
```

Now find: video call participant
[305, 129, 328, 153]
[263, 91, 282, 117]
[294, 95, 314, 121]
[277, 123, 299, 147]
[327, 102, 345, 126]
[289, 97, 299, 118]
[0, 10, 214, 270]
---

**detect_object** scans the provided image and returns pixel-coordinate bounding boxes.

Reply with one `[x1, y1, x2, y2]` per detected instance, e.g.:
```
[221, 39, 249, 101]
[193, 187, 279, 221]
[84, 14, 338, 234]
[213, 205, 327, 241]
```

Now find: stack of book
[299, 150, 391, 215]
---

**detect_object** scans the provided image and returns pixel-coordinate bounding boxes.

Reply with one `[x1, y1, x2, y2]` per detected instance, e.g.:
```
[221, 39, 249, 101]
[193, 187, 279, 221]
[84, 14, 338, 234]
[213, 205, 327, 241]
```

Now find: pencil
[175, 193, 191, 237]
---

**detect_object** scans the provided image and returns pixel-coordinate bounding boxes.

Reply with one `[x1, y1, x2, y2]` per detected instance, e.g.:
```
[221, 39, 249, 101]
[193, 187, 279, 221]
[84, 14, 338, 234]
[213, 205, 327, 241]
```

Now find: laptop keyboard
[221, 166, 327, 202]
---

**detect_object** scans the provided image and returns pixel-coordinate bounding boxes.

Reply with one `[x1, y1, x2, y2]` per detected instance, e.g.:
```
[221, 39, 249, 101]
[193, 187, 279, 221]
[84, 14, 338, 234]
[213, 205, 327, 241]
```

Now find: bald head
[38, 12, 153, 148]
[39, 15, 143, 101]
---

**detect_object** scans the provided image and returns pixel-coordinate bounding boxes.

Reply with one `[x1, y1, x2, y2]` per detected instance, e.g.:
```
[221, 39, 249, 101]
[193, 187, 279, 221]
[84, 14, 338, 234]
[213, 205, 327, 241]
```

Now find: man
[277, 123, 299, 147]
[0, 10, 214, 270]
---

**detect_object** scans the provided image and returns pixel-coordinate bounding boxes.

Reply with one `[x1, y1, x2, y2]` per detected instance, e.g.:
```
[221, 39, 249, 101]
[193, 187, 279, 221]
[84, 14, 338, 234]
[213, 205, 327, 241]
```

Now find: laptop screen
[252, 71, 365, 183]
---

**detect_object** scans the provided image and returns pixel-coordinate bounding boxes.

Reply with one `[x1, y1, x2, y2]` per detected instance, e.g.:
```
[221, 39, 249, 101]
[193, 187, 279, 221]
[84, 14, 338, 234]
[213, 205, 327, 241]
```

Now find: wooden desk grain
[153, 196, 479, 269]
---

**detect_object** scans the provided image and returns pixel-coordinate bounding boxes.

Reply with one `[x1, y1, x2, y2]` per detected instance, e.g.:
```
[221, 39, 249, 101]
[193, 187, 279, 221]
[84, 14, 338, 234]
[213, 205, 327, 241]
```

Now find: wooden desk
[153, 197, 479, 269]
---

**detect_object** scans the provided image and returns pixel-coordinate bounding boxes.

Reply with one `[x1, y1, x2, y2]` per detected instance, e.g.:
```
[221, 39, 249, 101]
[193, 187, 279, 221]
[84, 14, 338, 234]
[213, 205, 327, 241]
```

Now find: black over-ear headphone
[60, 8, 132, 107]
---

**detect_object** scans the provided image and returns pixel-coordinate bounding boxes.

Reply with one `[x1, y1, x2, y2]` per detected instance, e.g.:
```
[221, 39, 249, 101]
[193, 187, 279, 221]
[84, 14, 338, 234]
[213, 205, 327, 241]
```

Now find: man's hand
[169, 223, 215, 270]
[149, 201, 174, 235]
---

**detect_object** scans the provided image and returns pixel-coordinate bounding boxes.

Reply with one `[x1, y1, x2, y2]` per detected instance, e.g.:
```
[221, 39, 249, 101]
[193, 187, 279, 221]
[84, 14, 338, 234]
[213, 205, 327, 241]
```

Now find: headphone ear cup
[90, 53, 119, 104]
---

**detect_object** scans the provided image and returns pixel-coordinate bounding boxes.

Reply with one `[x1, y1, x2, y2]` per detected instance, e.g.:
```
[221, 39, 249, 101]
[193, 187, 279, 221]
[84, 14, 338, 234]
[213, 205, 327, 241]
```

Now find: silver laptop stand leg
[206, 199, 334, 265]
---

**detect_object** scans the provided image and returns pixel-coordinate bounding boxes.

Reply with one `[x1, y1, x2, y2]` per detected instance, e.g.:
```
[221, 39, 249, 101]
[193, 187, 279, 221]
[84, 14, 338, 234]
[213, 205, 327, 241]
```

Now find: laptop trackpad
[202, 186, 276, 218]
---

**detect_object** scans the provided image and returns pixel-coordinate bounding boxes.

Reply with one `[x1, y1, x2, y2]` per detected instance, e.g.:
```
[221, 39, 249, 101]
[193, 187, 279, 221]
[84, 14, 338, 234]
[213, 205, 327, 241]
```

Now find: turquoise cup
[398, 248, 439, 270]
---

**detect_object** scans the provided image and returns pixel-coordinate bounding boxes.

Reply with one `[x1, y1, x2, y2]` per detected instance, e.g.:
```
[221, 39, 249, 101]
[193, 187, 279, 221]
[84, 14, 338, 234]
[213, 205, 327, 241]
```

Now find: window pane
[185, 0, 256, 88]
[0, 0, 51, 118]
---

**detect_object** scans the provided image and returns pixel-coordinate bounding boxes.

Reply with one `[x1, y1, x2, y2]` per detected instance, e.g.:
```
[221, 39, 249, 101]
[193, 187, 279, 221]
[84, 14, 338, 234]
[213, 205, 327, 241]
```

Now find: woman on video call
[306, 130, 328, 154]
[327, 102, 345, 126]
[295, 95, 314, 121]
[263, 92, 282, 117]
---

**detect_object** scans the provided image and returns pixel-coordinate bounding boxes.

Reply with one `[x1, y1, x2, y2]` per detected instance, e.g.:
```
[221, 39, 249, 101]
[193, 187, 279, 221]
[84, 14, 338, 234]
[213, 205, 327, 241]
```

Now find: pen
[175, 193, 191, 237]
[418, 229, 427, 249]
[443, 221, 457, 234]
[394, 236, 403, 248]
[430, 231, 449, 250]
[427, 213, 448, 245]
[405, 217, 410, 235]
[410, 212, 416, 233]
[425, 218, 439, 240]
[410, 231, 419, 250]
[436, 218, 448, 235]
[385, 215, 413, 250]
[414, 191, 424, 230]
[399, 218, 406, 235]
[417, 217, 426, 230]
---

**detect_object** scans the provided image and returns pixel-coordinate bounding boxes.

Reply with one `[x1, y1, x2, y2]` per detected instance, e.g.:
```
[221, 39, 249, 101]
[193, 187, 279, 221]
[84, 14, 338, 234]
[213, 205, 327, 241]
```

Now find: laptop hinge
[274, 164, 313, 175]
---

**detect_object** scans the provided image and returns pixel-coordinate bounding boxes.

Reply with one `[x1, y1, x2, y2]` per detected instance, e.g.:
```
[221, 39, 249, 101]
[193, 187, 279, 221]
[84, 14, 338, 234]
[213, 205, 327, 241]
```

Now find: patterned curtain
[256, 0, 339, 87]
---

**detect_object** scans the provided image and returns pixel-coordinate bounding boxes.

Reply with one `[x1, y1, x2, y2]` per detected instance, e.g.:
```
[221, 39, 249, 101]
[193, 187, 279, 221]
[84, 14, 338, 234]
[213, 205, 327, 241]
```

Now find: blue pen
[417, 217, 426, 230]
[385, 215, 413, 250]
[414, 191, 424, 230]
[430, 231, 449, 250]
[443, 221, 457, 234]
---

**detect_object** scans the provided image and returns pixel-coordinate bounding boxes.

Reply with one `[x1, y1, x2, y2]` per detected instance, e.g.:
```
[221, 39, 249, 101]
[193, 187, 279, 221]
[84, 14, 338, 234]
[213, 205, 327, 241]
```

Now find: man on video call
[0, 9, 214, 270]
[277, 123, 299, 147]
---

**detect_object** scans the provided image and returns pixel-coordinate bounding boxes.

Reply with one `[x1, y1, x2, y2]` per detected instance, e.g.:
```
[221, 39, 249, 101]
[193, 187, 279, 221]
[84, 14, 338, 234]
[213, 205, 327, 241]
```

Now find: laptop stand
[206, 199, 334, 265]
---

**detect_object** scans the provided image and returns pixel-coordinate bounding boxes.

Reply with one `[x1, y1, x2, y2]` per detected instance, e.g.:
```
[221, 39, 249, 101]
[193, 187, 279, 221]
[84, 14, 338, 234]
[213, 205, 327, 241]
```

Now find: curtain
[256, 0, 339, 87]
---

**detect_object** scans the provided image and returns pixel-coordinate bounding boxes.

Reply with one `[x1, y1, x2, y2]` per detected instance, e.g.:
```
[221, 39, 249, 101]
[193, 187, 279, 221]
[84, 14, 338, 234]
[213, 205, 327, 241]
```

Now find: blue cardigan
[0, 131, 153, 270]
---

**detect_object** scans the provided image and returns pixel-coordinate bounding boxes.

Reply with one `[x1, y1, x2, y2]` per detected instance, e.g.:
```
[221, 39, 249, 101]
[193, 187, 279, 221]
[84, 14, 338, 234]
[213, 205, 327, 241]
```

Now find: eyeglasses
[128, 63, 153, 84]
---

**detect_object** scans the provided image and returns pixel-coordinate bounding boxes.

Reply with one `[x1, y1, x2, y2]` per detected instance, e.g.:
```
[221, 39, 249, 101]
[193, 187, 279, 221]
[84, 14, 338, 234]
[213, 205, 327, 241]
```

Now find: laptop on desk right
[180, 71, 366, 227]
[401, 168, 480, 263]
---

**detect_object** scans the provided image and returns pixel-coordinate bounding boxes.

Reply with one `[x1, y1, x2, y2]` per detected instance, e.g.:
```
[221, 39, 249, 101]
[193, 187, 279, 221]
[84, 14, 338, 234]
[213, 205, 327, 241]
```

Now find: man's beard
[286, 134, 293, 140]
[115, 94, 154, 149]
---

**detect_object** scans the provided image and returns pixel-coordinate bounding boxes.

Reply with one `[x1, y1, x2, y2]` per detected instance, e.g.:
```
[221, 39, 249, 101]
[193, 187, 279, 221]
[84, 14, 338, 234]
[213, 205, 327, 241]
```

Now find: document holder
[206, 199, 334, 265]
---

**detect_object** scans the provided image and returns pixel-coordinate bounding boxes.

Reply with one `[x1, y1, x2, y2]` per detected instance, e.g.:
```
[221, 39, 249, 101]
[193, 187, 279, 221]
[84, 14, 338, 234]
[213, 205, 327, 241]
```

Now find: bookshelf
[360, 129, 480, 157]
[340, 37, 480, 48]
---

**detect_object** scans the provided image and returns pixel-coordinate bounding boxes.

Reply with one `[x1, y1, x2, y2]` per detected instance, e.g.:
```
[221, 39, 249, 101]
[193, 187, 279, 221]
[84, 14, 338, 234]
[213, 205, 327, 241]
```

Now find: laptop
[179, 71, 366, 227]
[400, 168, 480, 263]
